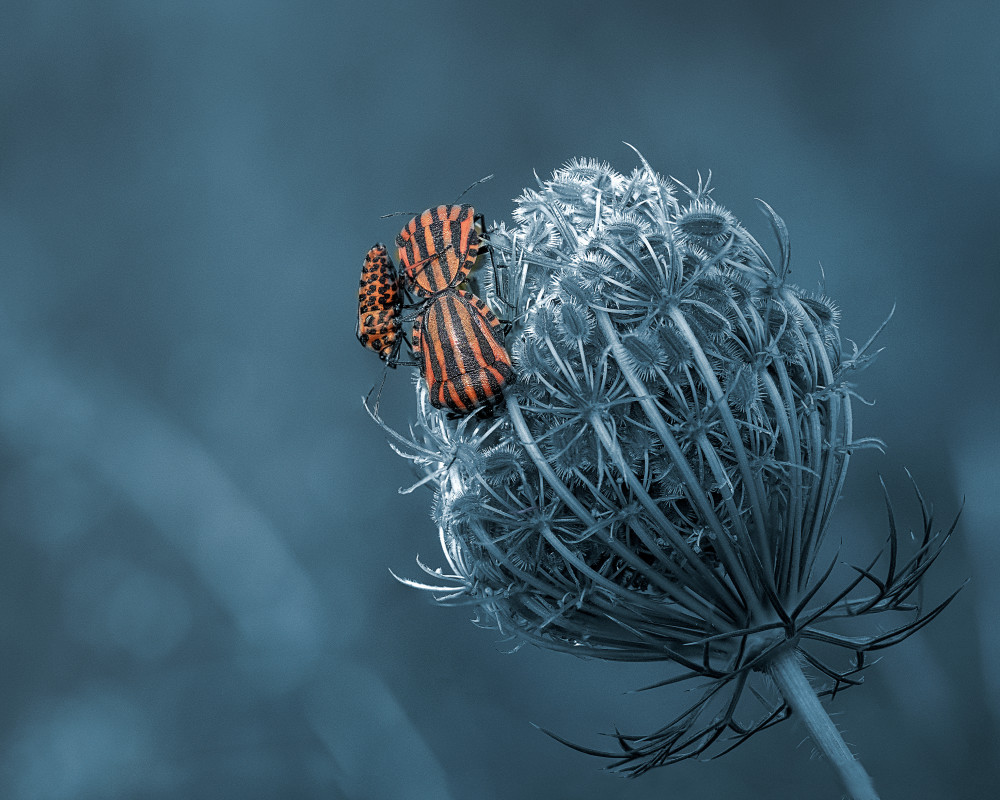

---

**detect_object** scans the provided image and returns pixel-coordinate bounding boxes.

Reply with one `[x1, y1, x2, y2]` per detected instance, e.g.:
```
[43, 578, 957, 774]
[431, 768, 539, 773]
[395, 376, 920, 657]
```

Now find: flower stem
[767, 647, 880, 800]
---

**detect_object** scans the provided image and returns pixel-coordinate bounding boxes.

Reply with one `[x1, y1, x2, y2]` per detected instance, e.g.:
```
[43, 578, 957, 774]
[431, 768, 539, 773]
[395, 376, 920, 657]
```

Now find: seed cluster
[407, 157, 851, 630]
[380, 154, 956, 771]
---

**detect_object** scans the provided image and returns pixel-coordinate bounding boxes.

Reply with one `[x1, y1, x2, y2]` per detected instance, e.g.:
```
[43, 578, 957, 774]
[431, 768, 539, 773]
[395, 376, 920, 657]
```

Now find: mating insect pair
[356, 204, 515, 415]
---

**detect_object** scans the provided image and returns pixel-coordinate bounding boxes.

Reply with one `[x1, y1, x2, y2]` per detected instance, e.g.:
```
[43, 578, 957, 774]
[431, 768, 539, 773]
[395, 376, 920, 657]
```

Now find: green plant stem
[767, 647, 880, 800]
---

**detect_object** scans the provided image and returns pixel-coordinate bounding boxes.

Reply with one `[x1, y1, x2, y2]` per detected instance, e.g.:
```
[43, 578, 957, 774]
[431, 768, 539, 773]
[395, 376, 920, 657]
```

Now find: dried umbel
[374, 151, 958, 798]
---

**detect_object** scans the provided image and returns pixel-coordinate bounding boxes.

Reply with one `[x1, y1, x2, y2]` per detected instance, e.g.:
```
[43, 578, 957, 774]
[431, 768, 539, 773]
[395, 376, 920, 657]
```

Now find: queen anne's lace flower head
[377, 151, 958, 776]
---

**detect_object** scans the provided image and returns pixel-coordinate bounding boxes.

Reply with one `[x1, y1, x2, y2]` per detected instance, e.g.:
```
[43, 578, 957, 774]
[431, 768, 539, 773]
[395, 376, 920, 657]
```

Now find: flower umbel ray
[372, 152, 960, 798]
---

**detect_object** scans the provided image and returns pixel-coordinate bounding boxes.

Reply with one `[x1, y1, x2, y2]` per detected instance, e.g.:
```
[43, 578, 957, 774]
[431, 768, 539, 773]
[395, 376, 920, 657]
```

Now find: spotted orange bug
[412, 288, 514, 414]
[356, 243, 403, 363]
[396, 204, 485, 297]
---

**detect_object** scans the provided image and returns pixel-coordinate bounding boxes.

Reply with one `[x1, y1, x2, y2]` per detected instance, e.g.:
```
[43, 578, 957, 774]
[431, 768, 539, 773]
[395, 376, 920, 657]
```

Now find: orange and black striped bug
[411, 288, 515, 415]
[396, 204, 486, 298]
[356, 243, 403, 364]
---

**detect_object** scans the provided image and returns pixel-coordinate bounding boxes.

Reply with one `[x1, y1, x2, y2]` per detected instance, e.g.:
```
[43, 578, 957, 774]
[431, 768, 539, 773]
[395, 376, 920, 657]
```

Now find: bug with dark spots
[356, 243, 403, 363]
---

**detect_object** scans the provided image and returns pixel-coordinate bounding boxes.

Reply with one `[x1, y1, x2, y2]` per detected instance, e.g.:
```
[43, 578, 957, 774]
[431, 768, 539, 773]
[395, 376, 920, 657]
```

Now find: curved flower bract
[374, 153, 958, 777]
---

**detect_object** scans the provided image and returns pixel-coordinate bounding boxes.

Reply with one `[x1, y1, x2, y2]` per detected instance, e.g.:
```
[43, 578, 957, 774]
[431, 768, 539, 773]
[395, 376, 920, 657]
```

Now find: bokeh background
[1, 1, 997, 797]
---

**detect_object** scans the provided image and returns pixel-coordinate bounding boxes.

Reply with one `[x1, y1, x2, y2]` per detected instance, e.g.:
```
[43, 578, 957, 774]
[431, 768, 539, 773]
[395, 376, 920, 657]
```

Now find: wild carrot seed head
[377, 152, 958, 771]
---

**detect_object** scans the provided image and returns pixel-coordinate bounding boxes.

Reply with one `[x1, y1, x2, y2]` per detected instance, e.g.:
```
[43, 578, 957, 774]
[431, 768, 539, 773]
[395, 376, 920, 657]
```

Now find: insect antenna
[453, 174, 494, 203]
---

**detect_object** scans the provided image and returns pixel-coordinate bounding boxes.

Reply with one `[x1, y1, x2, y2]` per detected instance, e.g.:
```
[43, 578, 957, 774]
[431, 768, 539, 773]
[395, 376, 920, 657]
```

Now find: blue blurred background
[1, 1, 997, 797]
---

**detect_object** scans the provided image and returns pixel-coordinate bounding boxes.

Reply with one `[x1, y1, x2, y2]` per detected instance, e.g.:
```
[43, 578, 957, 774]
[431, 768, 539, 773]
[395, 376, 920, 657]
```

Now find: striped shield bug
[395, 204, 486, 297]
[356, 243, 403, 363]
[411, 288, 515, 415]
